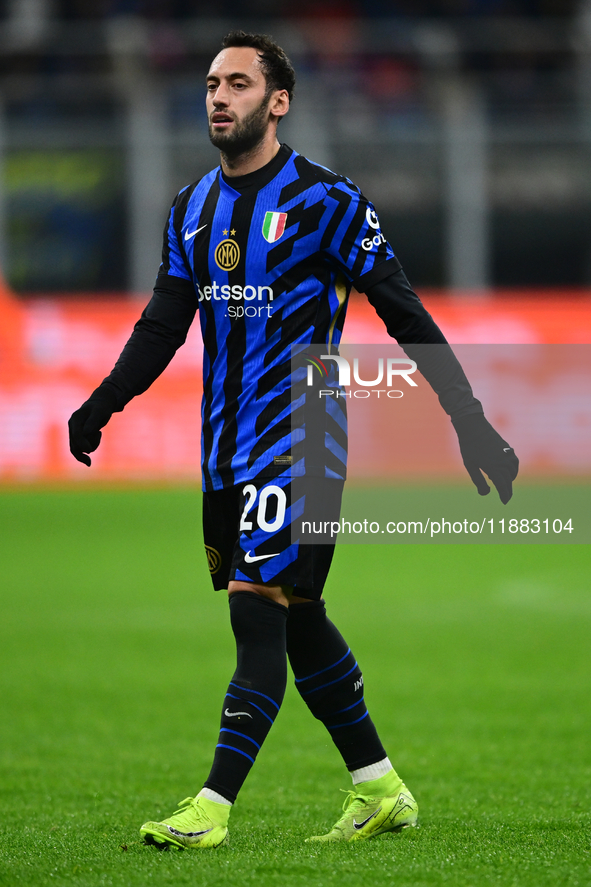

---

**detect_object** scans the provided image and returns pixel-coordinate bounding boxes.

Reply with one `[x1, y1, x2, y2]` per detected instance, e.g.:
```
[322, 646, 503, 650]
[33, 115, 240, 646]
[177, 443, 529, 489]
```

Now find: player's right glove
[452, 412, 519, 505]
[68, 384, 119, 467]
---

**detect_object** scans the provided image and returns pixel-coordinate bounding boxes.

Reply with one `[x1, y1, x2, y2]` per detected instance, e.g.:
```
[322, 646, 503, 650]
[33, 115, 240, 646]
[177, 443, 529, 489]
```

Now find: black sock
[286, 599, 386, 771]
[204, 591, 288, 803]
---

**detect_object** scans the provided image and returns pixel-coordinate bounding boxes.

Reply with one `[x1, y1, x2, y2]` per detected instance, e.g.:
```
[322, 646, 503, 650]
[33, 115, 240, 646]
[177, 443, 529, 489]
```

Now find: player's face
[206, 47, 277, 157]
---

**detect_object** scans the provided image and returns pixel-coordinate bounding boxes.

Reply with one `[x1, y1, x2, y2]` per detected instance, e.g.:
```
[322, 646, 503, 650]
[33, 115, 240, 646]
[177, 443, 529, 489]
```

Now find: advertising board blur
[1, 282, 590, 483]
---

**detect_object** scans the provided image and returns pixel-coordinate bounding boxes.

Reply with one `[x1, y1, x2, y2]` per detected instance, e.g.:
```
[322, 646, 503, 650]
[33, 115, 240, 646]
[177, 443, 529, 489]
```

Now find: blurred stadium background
[0, 0, 591, 482]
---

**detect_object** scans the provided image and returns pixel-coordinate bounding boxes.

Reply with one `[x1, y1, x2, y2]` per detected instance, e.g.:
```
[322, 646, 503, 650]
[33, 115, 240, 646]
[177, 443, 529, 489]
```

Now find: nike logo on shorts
[244, 551, 280, 563]
[224, 708, 253, 719]
[184, 224, 207, 241]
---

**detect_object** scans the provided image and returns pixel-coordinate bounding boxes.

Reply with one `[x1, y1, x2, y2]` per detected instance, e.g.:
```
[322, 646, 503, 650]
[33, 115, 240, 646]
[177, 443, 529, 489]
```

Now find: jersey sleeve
[97, 189, 197, 410]
[158, 190, 193, 283]
[98, 275, 197, 410]
[322, 182, 401, 292]
[366, 270, 483, 420]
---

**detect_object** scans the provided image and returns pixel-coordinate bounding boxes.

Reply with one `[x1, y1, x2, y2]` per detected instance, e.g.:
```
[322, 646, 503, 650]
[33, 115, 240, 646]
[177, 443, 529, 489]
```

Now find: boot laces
[331, 789, 372, 829]
[165, 796, 206, 828]
[172, 797, 198, 815]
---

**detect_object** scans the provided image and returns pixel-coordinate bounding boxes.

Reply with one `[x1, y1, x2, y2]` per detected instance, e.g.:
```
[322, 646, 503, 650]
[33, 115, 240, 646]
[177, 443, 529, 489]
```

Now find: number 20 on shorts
[239, 484, 287, 533]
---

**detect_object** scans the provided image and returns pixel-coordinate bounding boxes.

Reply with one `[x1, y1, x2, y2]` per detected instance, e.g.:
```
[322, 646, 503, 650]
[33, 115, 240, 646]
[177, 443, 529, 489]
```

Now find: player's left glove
[452, 412, 519, 505]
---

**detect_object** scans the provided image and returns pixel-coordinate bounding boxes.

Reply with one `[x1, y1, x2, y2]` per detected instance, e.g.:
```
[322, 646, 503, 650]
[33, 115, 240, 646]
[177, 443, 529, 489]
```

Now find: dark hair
[221, 30, 295, 103]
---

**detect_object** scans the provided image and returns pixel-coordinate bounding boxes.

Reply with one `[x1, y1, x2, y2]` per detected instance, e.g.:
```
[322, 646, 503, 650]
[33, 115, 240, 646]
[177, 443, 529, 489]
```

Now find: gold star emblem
[222, 228, 228, 236]
[230, 228, 236, 236]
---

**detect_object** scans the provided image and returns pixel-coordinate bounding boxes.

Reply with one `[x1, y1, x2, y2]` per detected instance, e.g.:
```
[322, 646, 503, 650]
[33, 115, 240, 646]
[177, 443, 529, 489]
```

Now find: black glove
[452, 412, 519, 505]
[68, 385, 119, 467]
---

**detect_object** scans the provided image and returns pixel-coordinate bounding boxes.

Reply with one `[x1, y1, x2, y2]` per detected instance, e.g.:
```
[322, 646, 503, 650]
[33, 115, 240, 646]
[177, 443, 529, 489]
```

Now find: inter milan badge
[214, 239, 240, 271]
[262, 211, 287, 243]
[205, 545, 222, 575]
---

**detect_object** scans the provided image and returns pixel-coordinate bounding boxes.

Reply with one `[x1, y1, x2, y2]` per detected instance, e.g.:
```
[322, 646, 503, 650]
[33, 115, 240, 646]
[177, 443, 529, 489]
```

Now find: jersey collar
[219, 143, 293, 197]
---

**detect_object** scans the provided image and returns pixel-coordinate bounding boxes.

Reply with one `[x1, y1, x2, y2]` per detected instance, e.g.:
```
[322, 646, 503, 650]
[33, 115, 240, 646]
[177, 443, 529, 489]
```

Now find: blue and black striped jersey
[158, 144, 399, 491]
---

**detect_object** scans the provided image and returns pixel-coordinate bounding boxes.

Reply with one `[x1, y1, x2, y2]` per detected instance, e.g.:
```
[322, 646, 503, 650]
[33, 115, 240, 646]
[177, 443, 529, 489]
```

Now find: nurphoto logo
[306, 353, 419, 399]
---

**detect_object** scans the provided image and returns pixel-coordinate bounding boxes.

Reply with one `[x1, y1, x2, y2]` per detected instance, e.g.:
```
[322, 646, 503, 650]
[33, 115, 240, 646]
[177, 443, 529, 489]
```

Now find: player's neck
[220, 132, 281, 178]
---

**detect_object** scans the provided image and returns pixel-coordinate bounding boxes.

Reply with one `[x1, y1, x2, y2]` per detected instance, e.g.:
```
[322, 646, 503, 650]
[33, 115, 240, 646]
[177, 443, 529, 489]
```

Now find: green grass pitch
[0, 488, 589, 887]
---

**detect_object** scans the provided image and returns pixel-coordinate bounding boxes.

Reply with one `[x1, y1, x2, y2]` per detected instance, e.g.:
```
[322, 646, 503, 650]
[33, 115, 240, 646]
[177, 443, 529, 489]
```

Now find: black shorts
[202, 476, 344, 600]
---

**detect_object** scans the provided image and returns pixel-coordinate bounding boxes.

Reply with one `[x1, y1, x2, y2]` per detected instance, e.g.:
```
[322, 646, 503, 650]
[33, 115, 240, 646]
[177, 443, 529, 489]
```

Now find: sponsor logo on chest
[200, 225, 277, 318]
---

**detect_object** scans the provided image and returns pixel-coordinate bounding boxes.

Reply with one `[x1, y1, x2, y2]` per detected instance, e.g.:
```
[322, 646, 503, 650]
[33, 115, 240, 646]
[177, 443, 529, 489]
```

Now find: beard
[208, 94, 270, 160]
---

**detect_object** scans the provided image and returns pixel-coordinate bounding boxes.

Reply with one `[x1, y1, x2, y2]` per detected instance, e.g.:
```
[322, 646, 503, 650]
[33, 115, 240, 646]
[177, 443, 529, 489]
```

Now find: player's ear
[270, 89, 289, 120]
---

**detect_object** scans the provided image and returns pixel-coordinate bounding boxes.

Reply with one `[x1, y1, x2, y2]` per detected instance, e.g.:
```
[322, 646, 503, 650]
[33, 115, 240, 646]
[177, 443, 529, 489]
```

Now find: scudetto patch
[262, 211, 287, 243]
